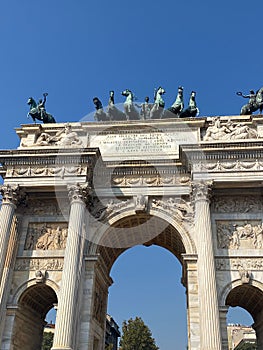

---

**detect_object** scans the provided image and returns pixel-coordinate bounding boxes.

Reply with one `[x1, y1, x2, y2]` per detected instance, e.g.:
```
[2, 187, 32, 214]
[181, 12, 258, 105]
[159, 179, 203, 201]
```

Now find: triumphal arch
[0, 115, 263, 350]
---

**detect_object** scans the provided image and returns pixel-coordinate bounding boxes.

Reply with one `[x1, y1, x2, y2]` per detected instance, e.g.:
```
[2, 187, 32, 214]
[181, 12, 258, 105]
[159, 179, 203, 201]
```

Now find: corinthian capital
[0, 184, 21, 206]
[192, 180, 213, 203]
[67, 183, 90, 204]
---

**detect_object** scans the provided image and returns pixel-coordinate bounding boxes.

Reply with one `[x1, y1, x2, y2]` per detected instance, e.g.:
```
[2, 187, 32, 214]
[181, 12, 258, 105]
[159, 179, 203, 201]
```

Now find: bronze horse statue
[27, 93, 56, 123]
[93, 87, 200, 121]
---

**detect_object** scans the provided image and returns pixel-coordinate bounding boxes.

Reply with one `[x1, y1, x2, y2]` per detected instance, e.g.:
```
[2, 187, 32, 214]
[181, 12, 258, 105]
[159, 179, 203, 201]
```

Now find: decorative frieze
[216, 220, 263, 249]
[111, 174, 191, 187]
[24, 223, 68, 250]
[6, 165, 85, 178]
[212, 196, 263, 213]
[216, 258, 263, 271]
[14, 258, 64, 271]
[195, 160, 263, 172]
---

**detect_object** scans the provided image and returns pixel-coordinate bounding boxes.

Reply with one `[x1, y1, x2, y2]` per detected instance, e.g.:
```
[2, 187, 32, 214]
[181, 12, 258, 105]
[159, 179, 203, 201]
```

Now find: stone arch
[11, 281, 58, 350]
[12, 278, 59, 306]
[86, 210, 197, 349]
[88, 207, 196, 260]
[220, 279, 263, 348]
[219, 278, 263, 308]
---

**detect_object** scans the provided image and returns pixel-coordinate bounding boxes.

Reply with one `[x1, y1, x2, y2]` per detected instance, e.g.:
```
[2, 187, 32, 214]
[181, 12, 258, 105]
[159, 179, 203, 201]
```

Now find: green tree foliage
[119, 317, 159, 350]
[41, 332, 54, 350]
[105, 344, 114, 350]
[237, 343, 257, 350]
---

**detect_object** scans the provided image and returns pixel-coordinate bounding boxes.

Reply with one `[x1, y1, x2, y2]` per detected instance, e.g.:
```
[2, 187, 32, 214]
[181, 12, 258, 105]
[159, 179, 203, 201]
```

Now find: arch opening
[92, 214, 192, 349]
[226, 285, 263, 349]
[96, 214, 188, 273]
[12, 284, 58, 350]
[107, 245, 188, 349]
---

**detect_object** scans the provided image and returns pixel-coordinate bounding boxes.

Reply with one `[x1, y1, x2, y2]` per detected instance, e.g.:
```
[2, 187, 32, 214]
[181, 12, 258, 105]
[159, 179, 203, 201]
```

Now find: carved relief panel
[15, 258, 64, 271]
[216, 220, 262, 249]
[212, 196, 263, 214]
[24, 222, 68, 250]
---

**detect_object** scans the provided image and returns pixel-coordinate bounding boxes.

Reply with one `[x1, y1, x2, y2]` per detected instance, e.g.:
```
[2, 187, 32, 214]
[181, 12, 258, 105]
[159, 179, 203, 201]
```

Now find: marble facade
[0, 115, 263, 349]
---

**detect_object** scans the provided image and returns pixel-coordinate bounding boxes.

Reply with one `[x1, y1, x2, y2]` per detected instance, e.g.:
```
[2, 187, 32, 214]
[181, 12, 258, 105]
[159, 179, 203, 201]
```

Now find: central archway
[108, 244, 188, 349]
[88, 213, 198, 349]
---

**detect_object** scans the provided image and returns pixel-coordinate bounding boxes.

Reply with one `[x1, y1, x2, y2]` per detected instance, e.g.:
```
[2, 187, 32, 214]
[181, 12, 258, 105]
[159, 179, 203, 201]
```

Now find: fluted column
[52, 183, 90, 350]
[0, 215, 18, 344]
[0, 185, 20, 292]
[219, 306, 229, 350]
[193, 181, 222, 350]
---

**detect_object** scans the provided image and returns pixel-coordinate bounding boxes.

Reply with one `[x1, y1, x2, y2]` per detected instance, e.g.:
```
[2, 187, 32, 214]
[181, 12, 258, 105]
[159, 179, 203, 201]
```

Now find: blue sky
[0, 0, 260, 348]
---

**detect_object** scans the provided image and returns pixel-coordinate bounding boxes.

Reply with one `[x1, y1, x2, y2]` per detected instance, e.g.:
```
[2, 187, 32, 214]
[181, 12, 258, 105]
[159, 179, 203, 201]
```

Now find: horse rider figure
[236, 89, 258, 115]
[37, 93, 49, 121]
[238, 89, 257, 105]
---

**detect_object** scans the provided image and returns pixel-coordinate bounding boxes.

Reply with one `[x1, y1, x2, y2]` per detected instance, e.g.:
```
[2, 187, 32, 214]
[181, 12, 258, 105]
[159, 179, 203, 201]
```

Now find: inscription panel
[89, 130, 199, 160]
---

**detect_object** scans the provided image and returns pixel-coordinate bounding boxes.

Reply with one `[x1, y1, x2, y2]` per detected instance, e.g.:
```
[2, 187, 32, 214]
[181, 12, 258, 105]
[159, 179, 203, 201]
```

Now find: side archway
[221, 280, 263, 348]
[11, 283, 58, 350]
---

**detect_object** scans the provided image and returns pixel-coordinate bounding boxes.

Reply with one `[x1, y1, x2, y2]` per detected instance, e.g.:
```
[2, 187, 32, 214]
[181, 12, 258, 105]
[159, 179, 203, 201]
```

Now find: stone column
[182, 254, 200, 350]
[0, 185, 20, 297]
[0, 215, 18, 344]
[52, 183, 90, 350]
[193, 181, 222, 350]
[219, 306, 229, 350]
